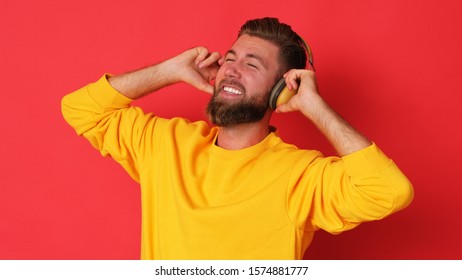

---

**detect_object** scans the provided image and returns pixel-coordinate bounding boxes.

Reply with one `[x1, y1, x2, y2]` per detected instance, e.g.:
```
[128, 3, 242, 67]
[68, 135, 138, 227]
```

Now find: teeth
[223, 86, 242, 95]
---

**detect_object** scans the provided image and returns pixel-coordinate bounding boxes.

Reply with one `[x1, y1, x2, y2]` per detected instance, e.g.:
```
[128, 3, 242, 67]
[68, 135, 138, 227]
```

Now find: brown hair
[238, 17, 308, 75]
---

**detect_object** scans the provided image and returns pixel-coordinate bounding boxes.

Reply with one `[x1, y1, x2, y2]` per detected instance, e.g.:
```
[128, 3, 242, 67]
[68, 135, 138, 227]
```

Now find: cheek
[215, 67, 227, 83]
[253, 75, 275, 93]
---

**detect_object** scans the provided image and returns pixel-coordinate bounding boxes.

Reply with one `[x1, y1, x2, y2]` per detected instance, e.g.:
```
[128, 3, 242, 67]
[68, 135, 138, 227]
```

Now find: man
[62, 17, 413, 259]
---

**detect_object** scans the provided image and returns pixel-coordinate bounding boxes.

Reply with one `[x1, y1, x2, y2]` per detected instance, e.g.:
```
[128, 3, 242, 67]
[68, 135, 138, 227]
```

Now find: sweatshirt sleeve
[287, 143, 414, 234]
[61, 74, 163, 182]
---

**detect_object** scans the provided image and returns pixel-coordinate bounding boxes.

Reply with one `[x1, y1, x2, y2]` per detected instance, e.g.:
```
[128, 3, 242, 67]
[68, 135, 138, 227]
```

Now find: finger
[283, 69, 295, 79]
[285, 70, 300, 91]
[194, 47, 209, 65]
[274, 103, 292, 113]
[218, 57, 225, 66]
[196, 82, 214, 94]
[199, 51, 221, 68]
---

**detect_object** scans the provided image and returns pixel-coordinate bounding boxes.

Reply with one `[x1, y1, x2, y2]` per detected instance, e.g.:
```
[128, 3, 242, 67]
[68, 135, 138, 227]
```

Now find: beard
[206, 81, 270, 127]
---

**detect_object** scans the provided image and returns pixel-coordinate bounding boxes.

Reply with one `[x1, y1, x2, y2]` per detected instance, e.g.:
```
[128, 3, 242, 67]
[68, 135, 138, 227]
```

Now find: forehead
[229, 34, 280, 67]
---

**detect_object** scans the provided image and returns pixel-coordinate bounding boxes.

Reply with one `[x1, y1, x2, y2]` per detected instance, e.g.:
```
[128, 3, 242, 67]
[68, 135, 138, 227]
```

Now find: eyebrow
[226, 49, 268, 69]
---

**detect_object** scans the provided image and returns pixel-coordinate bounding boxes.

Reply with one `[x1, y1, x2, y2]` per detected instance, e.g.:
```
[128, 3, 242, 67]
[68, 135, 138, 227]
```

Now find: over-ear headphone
[269, 38, 314, 110]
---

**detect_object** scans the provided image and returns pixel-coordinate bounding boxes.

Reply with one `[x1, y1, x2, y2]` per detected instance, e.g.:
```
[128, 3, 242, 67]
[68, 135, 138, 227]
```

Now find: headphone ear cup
[269, 78, 297, 110]
[269, 78, 287, 110]
[269, 37, 313, 110]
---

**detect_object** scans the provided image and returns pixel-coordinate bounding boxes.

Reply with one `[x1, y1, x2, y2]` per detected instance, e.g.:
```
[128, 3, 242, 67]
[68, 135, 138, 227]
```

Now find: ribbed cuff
[87, 74, 133, 109]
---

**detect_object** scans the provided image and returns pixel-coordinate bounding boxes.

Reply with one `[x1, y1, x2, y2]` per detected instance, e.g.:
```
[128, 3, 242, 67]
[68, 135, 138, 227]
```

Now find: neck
[215, 111, 272, 150]
[217, 123, 270, 150]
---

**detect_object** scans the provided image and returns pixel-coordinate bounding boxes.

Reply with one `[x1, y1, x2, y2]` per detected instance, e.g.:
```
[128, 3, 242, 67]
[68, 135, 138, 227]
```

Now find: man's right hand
[169, 47, 221, 94]
[108, 47, 221, 99]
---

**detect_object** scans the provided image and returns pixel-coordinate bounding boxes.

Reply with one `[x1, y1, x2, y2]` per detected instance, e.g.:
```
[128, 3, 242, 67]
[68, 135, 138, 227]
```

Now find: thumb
[194, 80, 214, 94]
[274, 104, 288, 113]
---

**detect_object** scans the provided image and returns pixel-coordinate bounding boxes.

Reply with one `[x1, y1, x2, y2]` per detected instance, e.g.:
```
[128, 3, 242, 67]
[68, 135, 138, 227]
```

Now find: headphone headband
[299, 37, 315, 71]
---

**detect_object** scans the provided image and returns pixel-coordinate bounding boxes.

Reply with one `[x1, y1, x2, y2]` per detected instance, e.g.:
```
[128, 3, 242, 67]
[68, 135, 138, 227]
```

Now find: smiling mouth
[223, 86, 243, 95]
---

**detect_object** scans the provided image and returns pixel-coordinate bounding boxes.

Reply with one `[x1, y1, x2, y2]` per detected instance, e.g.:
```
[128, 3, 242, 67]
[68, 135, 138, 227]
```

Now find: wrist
[299, 93, 329, 122]
[159, 57, 183, 85]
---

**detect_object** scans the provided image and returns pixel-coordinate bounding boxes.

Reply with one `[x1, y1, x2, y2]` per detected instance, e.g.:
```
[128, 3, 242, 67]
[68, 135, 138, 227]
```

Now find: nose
[223, 62, 241, 79]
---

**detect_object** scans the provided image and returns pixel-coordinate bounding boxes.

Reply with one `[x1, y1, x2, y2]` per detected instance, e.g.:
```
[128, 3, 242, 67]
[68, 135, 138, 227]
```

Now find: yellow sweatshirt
[61, 75, 413, 259]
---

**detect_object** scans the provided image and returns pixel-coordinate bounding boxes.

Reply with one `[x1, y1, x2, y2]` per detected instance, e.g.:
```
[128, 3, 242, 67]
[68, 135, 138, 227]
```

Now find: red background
[1, 0, 461, 259]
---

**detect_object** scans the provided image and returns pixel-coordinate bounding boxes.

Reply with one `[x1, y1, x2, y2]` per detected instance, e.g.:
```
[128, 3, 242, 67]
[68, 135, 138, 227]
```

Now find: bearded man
[62, 17, 413, 260]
